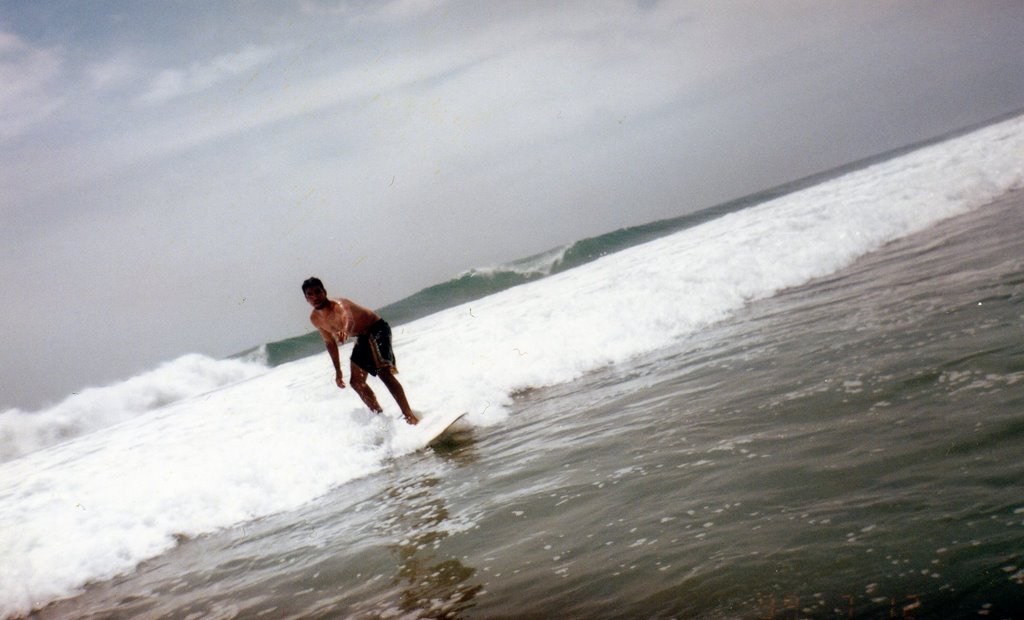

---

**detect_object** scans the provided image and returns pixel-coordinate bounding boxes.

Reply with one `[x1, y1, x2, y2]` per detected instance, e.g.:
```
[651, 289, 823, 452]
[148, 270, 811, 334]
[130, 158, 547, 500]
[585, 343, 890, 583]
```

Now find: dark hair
[301, 277, 325, 293]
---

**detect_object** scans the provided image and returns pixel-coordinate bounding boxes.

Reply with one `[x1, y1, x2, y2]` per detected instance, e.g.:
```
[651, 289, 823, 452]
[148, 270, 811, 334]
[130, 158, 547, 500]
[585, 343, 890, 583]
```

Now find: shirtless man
[302, 277, 418, 425]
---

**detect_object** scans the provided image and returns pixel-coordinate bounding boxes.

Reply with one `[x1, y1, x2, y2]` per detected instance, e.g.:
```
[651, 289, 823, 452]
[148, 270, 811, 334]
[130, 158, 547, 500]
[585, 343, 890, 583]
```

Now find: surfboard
[386, 409, 470, 454]
[417, 409, 469, 446]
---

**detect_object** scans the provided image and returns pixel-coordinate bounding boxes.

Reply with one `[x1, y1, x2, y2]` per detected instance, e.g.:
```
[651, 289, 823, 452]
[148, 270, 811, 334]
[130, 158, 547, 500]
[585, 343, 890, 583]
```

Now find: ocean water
[2, 113, 1024, 619]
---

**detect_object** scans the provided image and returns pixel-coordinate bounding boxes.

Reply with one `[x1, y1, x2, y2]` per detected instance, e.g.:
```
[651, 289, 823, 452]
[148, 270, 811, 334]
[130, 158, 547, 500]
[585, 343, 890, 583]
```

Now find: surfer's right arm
[319, 329, 346, 389]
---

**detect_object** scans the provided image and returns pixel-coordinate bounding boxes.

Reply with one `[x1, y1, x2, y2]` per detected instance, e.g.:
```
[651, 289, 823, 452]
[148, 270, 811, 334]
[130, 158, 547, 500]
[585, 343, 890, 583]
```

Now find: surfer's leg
[378, 368, 417, 425]
[349, 362, 383, 413]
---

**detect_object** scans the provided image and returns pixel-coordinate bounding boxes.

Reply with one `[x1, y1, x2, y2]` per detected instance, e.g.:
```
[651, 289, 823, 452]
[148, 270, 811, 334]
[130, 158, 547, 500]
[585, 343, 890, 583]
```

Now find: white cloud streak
[0, 31, 65, 140]
[299, 0, 451, 21]
[136, 44, 283, 105]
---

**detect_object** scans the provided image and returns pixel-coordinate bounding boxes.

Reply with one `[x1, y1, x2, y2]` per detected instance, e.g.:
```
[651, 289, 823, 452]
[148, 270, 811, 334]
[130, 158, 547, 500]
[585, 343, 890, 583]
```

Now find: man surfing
[302, 277, 418, 425]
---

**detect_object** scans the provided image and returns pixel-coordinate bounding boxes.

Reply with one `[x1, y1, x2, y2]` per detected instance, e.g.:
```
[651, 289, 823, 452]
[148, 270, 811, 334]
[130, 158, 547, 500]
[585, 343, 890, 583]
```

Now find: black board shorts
[351, 319, 397, 376]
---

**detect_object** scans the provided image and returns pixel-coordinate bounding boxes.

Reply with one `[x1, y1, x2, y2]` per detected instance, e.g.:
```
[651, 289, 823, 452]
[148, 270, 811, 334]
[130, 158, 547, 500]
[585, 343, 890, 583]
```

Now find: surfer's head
[301, 277, 325, 294]
[302, 277, 330, 309]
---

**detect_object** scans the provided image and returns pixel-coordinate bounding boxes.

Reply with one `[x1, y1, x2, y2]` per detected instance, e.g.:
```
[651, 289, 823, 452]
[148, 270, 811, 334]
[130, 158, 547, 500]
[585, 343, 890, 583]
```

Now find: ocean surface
[2, 113, 1024, 619]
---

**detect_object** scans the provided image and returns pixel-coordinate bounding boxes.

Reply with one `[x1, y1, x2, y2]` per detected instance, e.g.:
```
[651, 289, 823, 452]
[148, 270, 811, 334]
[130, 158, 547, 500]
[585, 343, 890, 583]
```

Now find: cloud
[136, 44, 282, 105]
[0, 31, 65, 140]
[299, 0, 451, 21]
[86, 55, 139, 91]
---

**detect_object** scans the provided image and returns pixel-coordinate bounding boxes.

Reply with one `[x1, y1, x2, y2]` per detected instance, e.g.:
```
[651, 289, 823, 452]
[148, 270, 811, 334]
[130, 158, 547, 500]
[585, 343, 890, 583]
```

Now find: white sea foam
[1, 114, 1022, 617]
[0, 354, 267, 464]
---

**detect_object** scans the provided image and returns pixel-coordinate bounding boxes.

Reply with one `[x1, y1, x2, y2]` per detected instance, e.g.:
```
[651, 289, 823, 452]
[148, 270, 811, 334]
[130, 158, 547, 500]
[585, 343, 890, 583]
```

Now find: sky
[2, 0, 1024, 410]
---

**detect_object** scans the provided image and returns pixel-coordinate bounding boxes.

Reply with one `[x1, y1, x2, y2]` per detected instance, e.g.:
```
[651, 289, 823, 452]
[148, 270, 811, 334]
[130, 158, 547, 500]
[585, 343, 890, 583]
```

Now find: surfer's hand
[335, 372, 346, 389]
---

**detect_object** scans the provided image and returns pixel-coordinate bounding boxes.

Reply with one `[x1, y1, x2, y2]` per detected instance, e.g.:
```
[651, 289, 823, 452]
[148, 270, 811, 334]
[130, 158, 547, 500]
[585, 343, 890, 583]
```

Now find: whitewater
[1, 113, 1023, 618]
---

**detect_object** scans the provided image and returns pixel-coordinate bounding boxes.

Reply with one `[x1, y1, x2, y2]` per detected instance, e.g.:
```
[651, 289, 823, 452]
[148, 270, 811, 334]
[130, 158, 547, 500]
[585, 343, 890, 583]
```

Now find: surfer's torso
[310, 298, 381, 344]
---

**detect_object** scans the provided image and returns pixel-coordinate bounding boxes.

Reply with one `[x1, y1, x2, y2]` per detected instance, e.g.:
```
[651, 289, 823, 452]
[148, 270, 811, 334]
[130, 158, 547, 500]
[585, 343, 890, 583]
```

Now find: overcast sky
[2, 0, 1023, 410]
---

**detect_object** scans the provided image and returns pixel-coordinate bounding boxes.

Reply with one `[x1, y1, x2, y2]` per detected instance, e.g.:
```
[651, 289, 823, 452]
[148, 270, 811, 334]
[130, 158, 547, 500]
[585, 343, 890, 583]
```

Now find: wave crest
[0, 353, 266, 463]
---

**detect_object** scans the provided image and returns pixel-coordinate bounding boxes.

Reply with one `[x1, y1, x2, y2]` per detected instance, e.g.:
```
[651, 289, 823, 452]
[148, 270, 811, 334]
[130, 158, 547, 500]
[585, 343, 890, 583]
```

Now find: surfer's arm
[318, 328, 346, 389]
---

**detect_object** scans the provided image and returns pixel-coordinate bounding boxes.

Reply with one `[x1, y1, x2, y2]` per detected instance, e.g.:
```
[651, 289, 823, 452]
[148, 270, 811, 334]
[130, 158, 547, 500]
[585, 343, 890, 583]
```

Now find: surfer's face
[304, 286, 328, 309]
